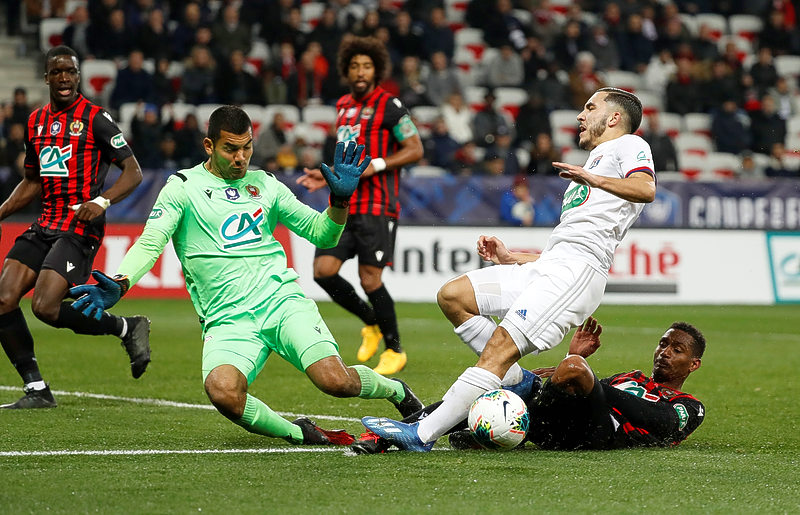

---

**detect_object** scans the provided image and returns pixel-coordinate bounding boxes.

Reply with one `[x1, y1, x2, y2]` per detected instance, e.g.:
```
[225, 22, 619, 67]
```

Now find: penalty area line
[0, 385, 360, 423]
[0, 447, 347, 457]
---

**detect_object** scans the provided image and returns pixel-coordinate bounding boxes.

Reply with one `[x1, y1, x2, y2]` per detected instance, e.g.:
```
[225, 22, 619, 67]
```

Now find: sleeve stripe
[625, 166, 655, 178]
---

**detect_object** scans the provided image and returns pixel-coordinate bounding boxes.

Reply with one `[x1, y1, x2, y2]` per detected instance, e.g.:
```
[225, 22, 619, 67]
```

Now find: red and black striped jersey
[24, 94, 133, 241]
[335, 86, 416, 218]
[602, 370, 705, 447]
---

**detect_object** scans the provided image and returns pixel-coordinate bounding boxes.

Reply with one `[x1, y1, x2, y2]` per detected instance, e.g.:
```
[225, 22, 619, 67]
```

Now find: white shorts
[466, 257, 606, 356]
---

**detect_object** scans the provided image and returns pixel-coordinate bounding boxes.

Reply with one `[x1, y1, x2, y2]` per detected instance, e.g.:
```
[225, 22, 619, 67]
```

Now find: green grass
[1, 300, 798, 514]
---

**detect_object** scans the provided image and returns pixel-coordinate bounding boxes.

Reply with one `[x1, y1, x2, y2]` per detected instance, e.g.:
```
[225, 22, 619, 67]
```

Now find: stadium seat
[679, 14, 699, 37]
[118, 102, 137, 138]
[444, 0, 467, 23]
[302, 104, 337, 132]
[684, 113, 712, 137]
[162, 102, 196, 130]
[241, 104, 266, 137]
[454, 28, 486, 61]
[408, 165, 448, 177]
[195, 103, 224, 130]
[674, 132, 713, 156]
[453, 47, 479, 78]
[293, 122, 327, 146]
[263, 104, 300, 130]
[782, 150, 800, 170]
[707, 151, 741, 179]
[729, 14, 763, 41]
[717, 35, 752, 62]
[656, 171, 687, 182]
[695, 13, 728, 40]
[603, 70, 643, 92]
[657, 112, 684, 138]
[515, 148, 530, 170]
[678, 153, 710, 181]
[247, 40, 271, 74]
[410, 105, 442, 138]
[464, 86, 488, 112]
[786, 132, 800, 151]
[493, 87, 528, 120]
[549, 109, 580, 148]
[636, 91, 663, 116]
[300, 2, 325, 28]
[39, 17, 67, 52]
[80, 59, 117, 105]
[786, 115, 800, 139]
[775, 55, 800, 80]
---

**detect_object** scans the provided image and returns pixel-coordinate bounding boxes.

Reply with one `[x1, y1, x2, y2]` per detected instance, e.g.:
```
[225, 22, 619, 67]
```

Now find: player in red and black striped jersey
[0, 46, 148, 409]
[297, 36, 423, 375]
[525, 317, 706, 449]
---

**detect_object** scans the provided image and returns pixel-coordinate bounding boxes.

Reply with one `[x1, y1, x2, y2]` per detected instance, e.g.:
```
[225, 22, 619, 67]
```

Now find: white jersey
[543, 134, 655, 272]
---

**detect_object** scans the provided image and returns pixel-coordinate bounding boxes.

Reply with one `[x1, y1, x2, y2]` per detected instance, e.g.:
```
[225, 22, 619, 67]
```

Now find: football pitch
[1, 299, 798, 513]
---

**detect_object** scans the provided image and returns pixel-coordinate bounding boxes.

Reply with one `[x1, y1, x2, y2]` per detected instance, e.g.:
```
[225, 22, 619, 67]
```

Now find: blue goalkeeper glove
[320, 141, 371, 208]
[69, 270, 130, 320]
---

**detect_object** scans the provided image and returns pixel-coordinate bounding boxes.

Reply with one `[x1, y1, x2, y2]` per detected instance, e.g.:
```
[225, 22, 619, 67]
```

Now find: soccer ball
[467, 389, 530, 450]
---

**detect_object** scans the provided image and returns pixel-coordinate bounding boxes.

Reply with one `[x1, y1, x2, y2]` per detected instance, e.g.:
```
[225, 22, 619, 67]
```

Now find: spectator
[711, 99, 751, 155]
[388, 10, 424, 65]
[216, 50, 265, 106]
[739, 150, 766, 179]
[211, 5, 252, 60]
[704, 60, 742, 111]
[588, 22, 620, 71]
[485, 126, 520, 176]
[750, 95, 787, 154]
[137, 7, 170, 60]
[552, 20, 587, 71]
[759, 9, 795, 56]
[171, 1, 206, 60]
[286, 46, 329, 108]
[152, 57, 177, 107]
[483, 0, 528, 51]
[276, 6, 310, 56]
[397, 55, 430, 108]
[158, 133, 179, 170]
[1, 122, 26, 176]
[500, 175, 535, 226]
[485, 44, 525, 88]
[479, 150, 506, 176]
[520, 36, 549, 83]
[310, 7, 344, 66]
[514, 91, 551, 150]
[376, 0, 398, 28]
[354, 9, 381, 38]
[765, 142, 798, 177]
[252, 112, 292, 170]
[130, 103, 165, 169]
[536, 63, 571, 111]
[124, 0, 155, 33]
[526, 132, 561, 176]
[424, 117, 461, 170]
[257, 0, 295, 46]
[62, 4, 92, 60]
[171, 112, 206, 169]
[618, 13, 655, 72]
[110, 49, 155, 111]
[425, 51, 462, 107]
[181, 45, 217, 105]
[333, 0, 365, 31]
[421, 7, 455, 60]
[261, 66, 289, 106]
[644, 49, 677, 97]
[691, 24, 721, 63]
[749, 47, 779, 97]
[453, 141, 481, 175]
[569, 52, 606, 110]
[768, 77, 796, 120]
[656, 15, 691, 55]
[472, 91, 511, 147]
[8, 87, 32, 126]
[642, 113, 679, 171]
[90, 8, 133, 61]
[666, 57, 704, 114]
[441, 92, 474, 145]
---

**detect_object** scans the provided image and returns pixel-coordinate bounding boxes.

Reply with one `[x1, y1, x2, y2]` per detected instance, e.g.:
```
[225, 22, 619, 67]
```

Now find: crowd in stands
[3, 0, 800, 192]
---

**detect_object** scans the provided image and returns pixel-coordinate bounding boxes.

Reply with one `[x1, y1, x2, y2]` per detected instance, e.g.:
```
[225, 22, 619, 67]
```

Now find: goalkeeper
[69, 105, 422, 445]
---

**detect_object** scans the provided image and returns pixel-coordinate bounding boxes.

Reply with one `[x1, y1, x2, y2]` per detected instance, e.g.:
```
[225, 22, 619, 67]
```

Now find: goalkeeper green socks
[234, 394, 303, 443]
[352, 365, 405, 403]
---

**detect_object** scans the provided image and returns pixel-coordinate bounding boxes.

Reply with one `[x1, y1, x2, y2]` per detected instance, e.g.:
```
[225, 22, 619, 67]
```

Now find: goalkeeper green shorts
[201, 290, 340, 384]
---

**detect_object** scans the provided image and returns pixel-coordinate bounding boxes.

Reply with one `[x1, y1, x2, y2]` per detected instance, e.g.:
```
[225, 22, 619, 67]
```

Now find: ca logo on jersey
[220, 207, 264, 249]
[561, 183, 590, 213]
[337, 124, 361, 143]
[39, 144, 72, 177]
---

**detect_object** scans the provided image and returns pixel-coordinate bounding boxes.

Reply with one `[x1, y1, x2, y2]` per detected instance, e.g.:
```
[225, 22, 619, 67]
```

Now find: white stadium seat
[80, 59, 117, 105]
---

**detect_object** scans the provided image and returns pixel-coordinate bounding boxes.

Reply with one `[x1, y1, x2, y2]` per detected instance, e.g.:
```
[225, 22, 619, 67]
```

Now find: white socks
[454, 316, 524, 387]
[417, 367, 501, 443]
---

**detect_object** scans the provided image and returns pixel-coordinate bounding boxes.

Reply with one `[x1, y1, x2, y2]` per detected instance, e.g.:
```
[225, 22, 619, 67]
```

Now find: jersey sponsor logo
[614, 380, 660, 402]
[50, 121, 62, 135]
[219, 207, 264, 249]
[394, 114, 418, 141]
[561, 184, 590, 213]
[245, 184, 261, 199]
[111, 133, 127, 148]
[38, 144, 72, 177]
[588, 154, 603, 169]
[225, 187, 240, 201]
[515, 309, 527, 320]
[337, 124, 361, 143]
[673, 403, 689, 430]
[636, 151, 651, 163]
[149, 208, 163, 219]
[69, 120, 84, 136]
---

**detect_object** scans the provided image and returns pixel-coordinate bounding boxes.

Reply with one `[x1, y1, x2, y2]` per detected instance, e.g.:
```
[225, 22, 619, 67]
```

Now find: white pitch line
[0, 447, 345, 457]
[0, 385, 361, 423]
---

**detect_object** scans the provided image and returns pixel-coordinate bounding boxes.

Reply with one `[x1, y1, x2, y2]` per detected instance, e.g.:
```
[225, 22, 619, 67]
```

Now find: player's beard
[579, 119, 607, 150]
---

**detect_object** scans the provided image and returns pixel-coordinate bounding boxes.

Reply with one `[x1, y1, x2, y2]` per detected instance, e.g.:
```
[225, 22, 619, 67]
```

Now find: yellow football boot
[357, 325, 382, 362]
[373, 349, 407, 375]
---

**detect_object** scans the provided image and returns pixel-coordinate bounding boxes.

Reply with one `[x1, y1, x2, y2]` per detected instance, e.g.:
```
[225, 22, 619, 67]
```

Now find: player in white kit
[361, 87, 657, 451]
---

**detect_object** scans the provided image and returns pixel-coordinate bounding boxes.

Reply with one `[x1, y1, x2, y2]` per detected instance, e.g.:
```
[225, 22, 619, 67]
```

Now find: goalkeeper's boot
[373, 349, 407, 375]
[503, 369, 542, 404]
[357, 325, 382, 362]
[350, 431, 392, 454]
[361, 417, 433, 452]
[0, 385, 57, 409]
[292, 417, 355, 446]
[447, 430, 483, 450]
[390, 379, 424, 418]
[121, 316, 151, 379]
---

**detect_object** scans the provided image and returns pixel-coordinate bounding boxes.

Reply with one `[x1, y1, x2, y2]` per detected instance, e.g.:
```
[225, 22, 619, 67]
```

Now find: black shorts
[6, 225, 99, 286]
[526, 376, 616, 450]
[314, 213, 397, 268]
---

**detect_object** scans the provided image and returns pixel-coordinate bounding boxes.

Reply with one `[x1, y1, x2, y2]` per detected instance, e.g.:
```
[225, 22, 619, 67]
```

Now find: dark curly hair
[337, 35, 390, 81]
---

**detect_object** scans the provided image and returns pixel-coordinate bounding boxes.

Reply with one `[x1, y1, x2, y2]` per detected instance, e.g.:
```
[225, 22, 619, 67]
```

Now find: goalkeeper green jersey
[116, 163, 344, 325]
